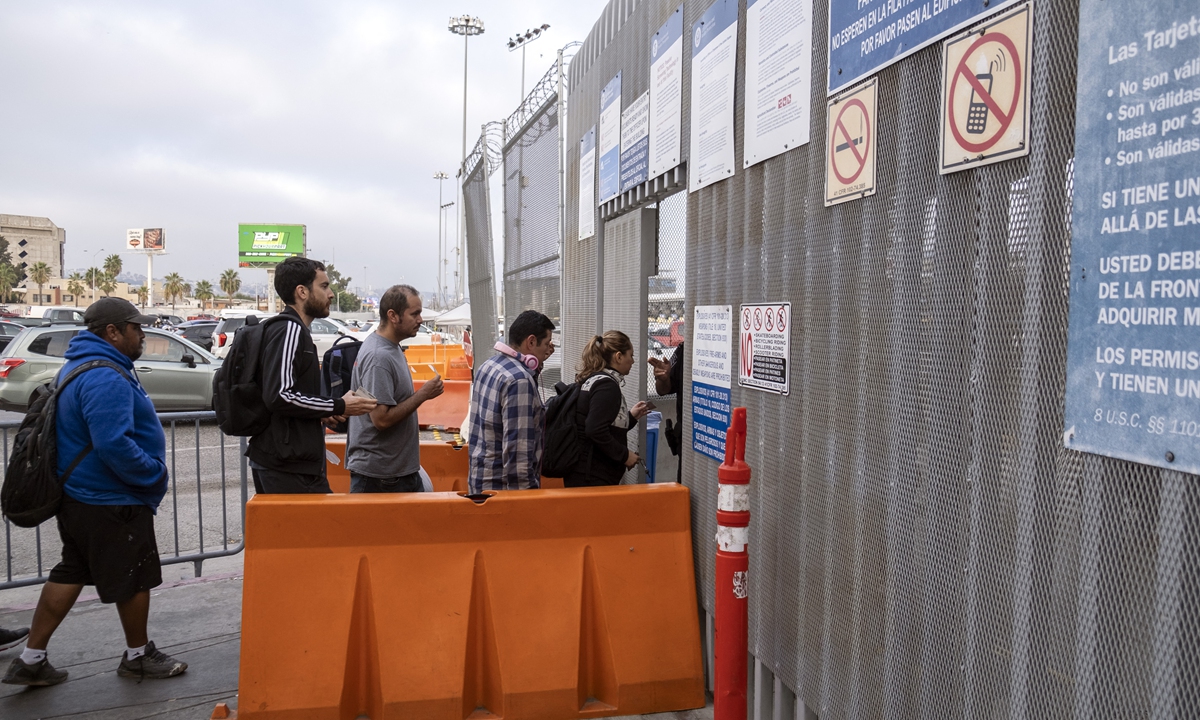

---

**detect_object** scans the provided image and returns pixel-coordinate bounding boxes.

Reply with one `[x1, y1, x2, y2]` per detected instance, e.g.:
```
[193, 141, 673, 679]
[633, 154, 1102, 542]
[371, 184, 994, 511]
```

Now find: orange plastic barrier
[235, 485, 703, 719]
[412, 379, 470, 430]
[324, 438, 469, 494]
[405, 343, 469, 381]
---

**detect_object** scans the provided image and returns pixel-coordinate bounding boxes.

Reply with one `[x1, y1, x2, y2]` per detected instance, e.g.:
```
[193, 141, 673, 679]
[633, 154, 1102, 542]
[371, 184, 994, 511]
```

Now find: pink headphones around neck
[494, 341, 540, 370]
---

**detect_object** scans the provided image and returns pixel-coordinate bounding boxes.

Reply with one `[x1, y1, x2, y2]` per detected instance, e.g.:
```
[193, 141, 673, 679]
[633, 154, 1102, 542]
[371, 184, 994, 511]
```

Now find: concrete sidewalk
[0, 553, 713, 720]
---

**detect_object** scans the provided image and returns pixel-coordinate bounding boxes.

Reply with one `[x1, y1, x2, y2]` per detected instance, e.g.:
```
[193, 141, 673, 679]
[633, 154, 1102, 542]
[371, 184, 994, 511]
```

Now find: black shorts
[48, 497, 162, 604]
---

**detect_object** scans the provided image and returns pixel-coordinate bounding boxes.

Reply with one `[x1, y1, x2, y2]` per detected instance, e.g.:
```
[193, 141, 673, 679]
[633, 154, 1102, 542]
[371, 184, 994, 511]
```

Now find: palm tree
[103, 254, 122, 281]
[136, 285, 149, 307]
[28, 262, 52, 306]
[220, 269, 241, 306]
[84, 267, 103, 300]
[163, 272, 184, 314]
[195, 280, 214, 309]
[0, 264, 17, 303]
[66, 272, 85, 307]
[98, 274, 118, 297]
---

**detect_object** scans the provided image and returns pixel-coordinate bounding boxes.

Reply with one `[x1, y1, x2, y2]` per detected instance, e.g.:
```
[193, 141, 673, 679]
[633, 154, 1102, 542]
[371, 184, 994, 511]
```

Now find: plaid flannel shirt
[467, 353, 545, 493]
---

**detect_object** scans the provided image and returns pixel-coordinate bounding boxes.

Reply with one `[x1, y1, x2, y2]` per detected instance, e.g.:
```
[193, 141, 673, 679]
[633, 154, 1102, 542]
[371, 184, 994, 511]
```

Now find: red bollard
[715, 407, 749, 720]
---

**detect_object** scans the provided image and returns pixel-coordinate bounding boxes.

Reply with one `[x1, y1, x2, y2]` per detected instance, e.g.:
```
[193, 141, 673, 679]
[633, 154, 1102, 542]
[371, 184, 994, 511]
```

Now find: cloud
[0, 0, 604, 298]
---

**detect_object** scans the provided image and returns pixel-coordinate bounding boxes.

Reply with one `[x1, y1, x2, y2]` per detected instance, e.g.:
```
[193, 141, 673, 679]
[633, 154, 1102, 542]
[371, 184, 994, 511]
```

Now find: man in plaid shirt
[467, 310, 556, 494]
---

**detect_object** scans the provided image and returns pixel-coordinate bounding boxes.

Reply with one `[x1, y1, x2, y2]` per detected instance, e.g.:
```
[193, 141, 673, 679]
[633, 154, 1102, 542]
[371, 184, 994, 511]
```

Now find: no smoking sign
[825, 77, 878, 206]
[939, 2, 1032, 174]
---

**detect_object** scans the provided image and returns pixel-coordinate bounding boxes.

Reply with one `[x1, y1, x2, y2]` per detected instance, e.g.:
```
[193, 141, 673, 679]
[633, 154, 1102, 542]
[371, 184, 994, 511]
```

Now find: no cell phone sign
[940, 2, 1033, 173]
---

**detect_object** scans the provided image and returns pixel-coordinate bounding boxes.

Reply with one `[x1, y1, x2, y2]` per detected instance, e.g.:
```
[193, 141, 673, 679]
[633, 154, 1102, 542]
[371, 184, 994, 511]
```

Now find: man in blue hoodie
[3, 298, 187, 687]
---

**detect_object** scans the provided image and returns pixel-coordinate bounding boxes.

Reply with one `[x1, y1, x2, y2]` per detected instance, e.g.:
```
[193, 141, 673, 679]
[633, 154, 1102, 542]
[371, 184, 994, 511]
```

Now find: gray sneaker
[117, 641, 187, 681]
[2, 656, 68, 686]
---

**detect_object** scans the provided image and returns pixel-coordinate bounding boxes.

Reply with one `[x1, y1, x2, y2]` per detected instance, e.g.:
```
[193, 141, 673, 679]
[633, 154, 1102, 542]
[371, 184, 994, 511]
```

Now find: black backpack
[320, 334, 363, 434]
[1, 359, 127, 528]
[212, 315, 300, 436]
[541, 380, 585, 477]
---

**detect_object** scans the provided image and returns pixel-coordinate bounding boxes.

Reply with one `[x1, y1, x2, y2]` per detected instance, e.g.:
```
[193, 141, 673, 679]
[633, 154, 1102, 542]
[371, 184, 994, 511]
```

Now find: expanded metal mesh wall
[463, 159, 497, 364]
[564, 0, 1200, 717]
[503, 100, 561, 329]
[602, 208, 655, 484]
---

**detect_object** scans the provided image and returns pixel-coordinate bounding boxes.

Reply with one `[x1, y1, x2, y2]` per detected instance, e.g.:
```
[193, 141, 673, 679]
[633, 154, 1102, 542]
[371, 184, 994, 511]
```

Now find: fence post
[715, 407, 750, 720]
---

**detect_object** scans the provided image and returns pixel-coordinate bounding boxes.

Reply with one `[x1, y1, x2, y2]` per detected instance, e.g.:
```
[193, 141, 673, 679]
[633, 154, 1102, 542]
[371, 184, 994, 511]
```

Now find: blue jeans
[350, 472, 422, 493]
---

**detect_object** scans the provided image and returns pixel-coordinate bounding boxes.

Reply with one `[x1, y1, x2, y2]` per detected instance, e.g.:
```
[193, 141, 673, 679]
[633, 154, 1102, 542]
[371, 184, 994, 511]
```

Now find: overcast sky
[0, 1, 602, 297]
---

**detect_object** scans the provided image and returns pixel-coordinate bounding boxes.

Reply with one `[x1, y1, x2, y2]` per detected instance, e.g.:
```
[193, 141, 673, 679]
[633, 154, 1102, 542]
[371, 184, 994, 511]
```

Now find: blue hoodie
[55, 331, 168, 508]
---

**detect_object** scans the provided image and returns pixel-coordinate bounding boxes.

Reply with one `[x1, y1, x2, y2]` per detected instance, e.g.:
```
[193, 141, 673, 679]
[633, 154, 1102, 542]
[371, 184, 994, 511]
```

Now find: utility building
[0, 214, 66, 278]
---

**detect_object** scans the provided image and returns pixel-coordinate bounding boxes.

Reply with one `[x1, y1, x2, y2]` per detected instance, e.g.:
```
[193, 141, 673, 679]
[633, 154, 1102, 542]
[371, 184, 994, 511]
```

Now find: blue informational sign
[694, 0, 738, 57]
[598, 72, 623, 203]
[620, 92, 650, 192]
[1063, 0, 1200, 474]
[691, 305, 733, 461]
[692, 381, 732, 461]
[653, 4, 684, 62]
[826, 0, 1019, 94]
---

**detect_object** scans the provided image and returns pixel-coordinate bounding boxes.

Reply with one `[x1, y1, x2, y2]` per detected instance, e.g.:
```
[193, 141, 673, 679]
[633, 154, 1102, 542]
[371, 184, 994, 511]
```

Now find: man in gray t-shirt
[346, 285, 444, 492]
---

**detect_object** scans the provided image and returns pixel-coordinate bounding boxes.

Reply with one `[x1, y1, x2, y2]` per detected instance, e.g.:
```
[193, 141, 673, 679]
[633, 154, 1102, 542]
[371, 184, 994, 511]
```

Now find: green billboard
[238, 223, 306, 268]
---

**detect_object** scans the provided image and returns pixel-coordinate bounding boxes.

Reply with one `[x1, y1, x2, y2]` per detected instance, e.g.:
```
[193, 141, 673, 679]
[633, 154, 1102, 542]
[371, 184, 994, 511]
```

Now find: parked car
[649, 319, 685, 348]
[173, 320, 217, 353]
[210, 312, 274, 358]
[0, 326, 222, 412]
[0, 320, 26, 353]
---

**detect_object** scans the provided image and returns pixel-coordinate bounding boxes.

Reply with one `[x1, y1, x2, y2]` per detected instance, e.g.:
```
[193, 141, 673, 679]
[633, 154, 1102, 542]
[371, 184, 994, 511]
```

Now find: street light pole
[448, 14, 485, 305]
[507, 24, 551, 105]
[91, 248, 105, 303]
[433, 171, 448, 308]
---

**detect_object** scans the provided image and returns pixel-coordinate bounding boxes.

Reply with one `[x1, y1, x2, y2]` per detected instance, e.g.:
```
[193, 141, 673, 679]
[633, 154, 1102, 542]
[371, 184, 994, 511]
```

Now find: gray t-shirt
[346, 332, 420, 477]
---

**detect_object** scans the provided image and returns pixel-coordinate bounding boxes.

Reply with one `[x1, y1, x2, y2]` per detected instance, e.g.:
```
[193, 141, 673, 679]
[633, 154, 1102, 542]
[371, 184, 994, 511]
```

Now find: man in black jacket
[249, 257, 376, 493]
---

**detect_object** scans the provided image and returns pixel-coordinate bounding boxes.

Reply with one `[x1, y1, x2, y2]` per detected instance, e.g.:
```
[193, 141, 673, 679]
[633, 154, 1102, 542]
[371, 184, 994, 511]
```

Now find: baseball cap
[84, 297, 158, 330]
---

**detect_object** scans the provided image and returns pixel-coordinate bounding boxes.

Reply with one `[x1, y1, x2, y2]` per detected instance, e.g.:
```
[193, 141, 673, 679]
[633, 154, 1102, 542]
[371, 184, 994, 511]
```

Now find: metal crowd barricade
[0, 410, 249, 591]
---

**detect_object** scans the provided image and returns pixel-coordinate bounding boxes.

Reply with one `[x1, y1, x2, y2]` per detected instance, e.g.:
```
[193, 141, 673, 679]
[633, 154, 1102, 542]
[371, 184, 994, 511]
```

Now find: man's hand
[342, 391, 377, 416]
[322, 415, 346, 428]
[418, 374, 445, 401]
[648, 356, 671, 379]
[630, 400, 653, 419]
[648, 356, 673, 395]
[625, 451, 641, 468]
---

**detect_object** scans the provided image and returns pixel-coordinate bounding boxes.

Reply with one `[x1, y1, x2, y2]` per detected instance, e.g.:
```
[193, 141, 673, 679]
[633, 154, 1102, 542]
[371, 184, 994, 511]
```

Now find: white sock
[20, 648, 46, 664]
[125, 644, 146, 660]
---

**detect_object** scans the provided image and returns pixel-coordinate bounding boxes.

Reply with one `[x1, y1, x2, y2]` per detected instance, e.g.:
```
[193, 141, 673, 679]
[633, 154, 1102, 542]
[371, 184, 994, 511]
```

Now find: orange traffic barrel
[236, 485, 704, 719]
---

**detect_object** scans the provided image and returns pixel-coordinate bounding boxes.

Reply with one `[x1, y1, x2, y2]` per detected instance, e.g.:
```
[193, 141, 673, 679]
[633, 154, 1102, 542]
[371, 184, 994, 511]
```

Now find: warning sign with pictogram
[739, 302, 791, 395]
[824, 78, 877, 207]
[939, 2, 1032, 174]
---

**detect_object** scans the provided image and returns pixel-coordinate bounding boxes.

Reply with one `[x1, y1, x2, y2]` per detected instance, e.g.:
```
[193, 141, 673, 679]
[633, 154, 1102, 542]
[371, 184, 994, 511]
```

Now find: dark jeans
[252, 468, 331, 494]
[350, 471, 422, 493]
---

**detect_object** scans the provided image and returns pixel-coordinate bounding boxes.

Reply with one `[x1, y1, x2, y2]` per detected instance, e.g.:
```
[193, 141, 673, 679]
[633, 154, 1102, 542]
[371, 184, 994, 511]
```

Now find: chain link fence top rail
[562, 0, 1199, 717]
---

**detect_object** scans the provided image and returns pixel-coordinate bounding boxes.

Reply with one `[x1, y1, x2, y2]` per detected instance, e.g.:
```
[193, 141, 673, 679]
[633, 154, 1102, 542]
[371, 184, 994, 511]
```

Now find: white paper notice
[578, 126, 596, 240]
[743, 0, 812, 168]
[649, 4, 684, 181]
[689, 0, 738, 192]
[598, 73, 622, 204]
[620, 91, 650, 193]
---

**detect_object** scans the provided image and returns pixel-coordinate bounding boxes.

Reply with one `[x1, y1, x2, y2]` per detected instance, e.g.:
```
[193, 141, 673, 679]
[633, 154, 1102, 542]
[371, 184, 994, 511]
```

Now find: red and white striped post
[714, 407, 749, 720]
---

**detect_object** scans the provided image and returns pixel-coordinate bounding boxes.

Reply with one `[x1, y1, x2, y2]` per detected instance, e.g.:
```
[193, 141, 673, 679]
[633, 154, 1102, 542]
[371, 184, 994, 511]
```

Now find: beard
[304, 293, 330, 318]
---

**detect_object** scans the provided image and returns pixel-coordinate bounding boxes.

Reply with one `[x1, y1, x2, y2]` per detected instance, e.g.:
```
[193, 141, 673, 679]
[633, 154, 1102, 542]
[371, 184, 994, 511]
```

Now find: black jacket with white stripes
[247, 307, 346, 475]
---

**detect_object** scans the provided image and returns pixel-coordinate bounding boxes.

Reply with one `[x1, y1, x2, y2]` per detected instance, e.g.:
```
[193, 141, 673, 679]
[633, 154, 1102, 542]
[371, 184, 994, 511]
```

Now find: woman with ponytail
[564, 331, 653, 487]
